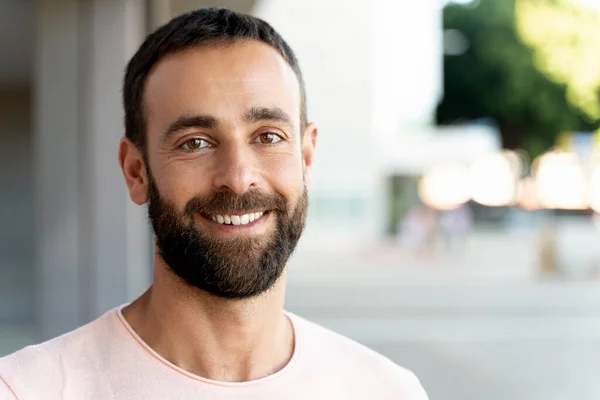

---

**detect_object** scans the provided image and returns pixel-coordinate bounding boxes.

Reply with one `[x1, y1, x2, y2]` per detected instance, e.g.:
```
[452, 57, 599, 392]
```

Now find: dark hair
[123, 7, 307, 152]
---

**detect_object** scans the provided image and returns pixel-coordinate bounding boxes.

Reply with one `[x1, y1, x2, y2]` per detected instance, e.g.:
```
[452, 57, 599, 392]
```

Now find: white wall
[371, 0, 443, 137]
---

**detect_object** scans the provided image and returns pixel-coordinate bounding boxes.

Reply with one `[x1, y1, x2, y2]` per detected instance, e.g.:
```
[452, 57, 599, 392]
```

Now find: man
[0, 8, 428, 399]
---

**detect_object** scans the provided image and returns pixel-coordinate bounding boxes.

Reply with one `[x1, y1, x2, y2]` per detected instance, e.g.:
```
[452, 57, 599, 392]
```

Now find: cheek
[151, 160, 209, 209]
[261, 153, 305, 195]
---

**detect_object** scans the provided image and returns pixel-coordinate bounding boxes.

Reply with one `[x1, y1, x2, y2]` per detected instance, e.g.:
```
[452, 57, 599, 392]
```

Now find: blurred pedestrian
[440, 203, 473, 254]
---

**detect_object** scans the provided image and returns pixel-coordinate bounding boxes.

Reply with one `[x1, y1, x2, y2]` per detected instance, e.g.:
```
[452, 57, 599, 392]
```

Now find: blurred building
[0, 0, 497, 344]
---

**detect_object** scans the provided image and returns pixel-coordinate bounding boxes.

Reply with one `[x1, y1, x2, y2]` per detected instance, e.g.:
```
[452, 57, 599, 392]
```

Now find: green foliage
[436, 0, 598, 159]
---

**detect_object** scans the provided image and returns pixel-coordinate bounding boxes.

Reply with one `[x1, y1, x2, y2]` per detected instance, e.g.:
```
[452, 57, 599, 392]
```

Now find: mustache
[184, 189, 287, 216]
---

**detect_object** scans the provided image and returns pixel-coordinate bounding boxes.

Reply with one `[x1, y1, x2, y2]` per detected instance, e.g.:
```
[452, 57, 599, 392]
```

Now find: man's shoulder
[290, 312, 407, 368]
[0, 342, 51, 390]
[0, 308, 120, 399]
[289, 313, 428, 399]
[0, 333, 78, 400]
[0, 307, 117, 367]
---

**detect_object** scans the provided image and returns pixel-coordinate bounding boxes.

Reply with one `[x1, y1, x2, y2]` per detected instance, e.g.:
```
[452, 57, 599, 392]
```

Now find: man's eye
[255, 133, 283, 144]
[181, 138, 210, 151]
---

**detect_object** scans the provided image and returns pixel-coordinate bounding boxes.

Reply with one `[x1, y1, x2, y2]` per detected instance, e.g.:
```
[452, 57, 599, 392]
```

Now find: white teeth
[211, 212, 266, 225]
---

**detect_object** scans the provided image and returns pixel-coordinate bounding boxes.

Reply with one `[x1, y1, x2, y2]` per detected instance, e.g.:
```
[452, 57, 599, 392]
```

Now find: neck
[122, 257, 294, 382]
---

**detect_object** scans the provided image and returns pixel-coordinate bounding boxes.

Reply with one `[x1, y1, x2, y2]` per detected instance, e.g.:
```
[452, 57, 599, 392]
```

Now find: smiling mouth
[206, 211, 268, 226]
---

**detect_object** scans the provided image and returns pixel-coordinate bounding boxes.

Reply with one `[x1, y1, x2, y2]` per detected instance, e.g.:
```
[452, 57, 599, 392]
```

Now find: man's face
[130, 40, 316, 298]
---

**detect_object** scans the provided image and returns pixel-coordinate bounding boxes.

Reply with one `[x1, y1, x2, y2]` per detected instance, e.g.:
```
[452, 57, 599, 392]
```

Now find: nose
[212, 144, 259, 194]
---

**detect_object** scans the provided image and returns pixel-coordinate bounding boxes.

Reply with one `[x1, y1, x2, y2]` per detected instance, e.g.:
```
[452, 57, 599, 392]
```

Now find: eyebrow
[161, 106, 296, 143]
[243, 106, 295, 130]
[162, 115, 219, 143]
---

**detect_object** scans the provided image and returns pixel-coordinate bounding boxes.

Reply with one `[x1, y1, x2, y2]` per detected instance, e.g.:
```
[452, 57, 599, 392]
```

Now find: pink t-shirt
[0, 306, 428, 399]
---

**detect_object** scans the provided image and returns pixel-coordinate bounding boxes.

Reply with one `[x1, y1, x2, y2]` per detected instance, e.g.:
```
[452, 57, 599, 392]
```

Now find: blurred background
[2, 0, 600, 398]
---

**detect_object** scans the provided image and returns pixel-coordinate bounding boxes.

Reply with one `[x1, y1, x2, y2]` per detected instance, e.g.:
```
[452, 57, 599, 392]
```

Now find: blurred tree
[436, 0, 599, 158]
[516, 0, 600, 120]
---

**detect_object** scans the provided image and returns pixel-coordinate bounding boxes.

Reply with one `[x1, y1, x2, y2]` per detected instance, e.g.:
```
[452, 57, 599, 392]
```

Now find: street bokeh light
[418, 164, 471, 210]
[469, 151, 517, 207]
[534, 151, 588, 209]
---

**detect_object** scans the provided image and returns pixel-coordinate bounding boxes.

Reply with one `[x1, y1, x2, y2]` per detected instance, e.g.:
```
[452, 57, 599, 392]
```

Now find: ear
[118, 137, 149, 205]
[301, 123, 318, 192]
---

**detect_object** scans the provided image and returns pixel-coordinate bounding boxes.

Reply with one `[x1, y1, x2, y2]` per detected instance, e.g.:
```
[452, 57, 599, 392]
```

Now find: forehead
[143, 40, 301, 134]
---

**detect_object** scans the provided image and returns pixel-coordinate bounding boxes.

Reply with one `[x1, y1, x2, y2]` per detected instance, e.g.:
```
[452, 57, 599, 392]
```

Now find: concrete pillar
[35, 0, 150, 340]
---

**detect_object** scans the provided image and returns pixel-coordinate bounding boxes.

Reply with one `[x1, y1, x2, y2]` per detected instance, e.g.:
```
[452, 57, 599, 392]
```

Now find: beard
[147, 173, 308, 299]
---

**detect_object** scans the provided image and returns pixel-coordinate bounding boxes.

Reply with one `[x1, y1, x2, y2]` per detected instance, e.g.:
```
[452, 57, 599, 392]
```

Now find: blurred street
[285, 228, 600, 400]
[286, 280, 600, 400]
